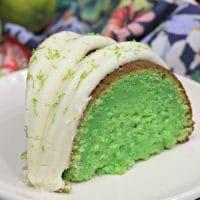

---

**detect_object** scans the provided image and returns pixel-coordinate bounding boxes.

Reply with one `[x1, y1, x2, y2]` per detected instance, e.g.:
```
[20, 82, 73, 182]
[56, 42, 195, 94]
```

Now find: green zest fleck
[76, 56, 86, 64]
[36, 45, 45, 51]
[72, 115, 78, 121]
[132, 49, 139, 56]
[133, 41, 150, 50]
[46, 92, 66, 123]
[114, 46, 122, 59]
[57, 92, 65, 102]
[41, 145, 45, 152]
[20, 151, 27, 160]
[56, 183, 71, 193]
[75, 60, 98, 89]
[62, 69, 75, 81]
[81, 71, 89, 79]
[66, 35, 79, 42]
[52, 102, 59, 109]
[75, 71, 90, 89]
[32, 98, 38, 116]
[29, 55, 38, 65]
[46, 48, 64, 60]
[36, 70, 46, 89]
[25, 125, 28, 137]
[51, 92, 65, 109]
[28, 135, 43, 141]
[27, 71, 34, 88]
[32, 98, 38, 106]
[130, 42, 150, 56]
[89, 60, 98, 69]
[52, 64, 58, 69]
[63, 107, 68, 115]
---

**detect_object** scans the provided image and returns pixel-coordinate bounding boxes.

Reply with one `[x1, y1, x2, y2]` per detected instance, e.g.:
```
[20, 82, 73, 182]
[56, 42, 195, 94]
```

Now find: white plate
[0, 70, 200, 200]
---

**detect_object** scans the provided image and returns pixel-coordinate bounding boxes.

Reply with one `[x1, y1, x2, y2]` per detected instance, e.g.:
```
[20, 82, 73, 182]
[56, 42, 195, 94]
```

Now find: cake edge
[70, 60, 194, 166]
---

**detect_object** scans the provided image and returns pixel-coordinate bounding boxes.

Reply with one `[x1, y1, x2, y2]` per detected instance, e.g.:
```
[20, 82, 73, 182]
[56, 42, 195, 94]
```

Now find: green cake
[63, 60, 193, 182]
[25, 31, 194, 192]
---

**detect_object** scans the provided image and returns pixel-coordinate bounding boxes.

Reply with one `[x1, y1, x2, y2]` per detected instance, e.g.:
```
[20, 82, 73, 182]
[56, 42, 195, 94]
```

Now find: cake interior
[62, 61, 193, 182]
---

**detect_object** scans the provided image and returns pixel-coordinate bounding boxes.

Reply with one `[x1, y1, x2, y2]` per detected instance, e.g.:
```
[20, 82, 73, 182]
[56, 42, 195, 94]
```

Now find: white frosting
[26, 31, 167, 191]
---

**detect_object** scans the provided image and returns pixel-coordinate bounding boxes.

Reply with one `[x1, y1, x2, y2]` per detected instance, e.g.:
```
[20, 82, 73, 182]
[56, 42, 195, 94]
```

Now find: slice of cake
[25, 31, 194, 192]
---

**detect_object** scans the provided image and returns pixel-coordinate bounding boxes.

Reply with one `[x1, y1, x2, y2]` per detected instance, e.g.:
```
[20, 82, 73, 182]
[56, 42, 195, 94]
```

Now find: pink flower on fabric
[127, 23, 144, 36]
[103, 1, 156, 41]
[113, 28, 129, 41]
[135, 12, 155, 22]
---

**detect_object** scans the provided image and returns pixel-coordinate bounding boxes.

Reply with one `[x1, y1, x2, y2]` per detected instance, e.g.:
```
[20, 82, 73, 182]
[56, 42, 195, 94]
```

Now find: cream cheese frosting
[26, 31, 167, 191]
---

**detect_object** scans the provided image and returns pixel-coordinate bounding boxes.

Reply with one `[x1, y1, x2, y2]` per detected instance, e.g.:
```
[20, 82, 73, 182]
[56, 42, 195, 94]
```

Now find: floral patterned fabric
[0, 0, 200, 83]
[103, 0, 177, 41]
[142, 3, 200, 81]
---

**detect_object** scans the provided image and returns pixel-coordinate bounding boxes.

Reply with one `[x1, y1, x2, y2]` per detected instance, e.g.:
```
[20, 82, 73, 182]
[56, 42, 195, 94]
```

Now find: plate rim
[0, 69, 200, 200]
